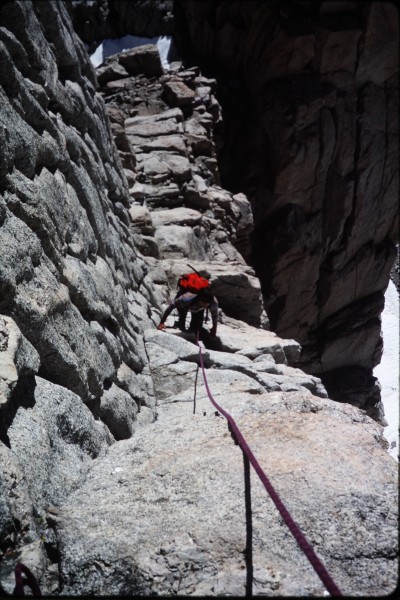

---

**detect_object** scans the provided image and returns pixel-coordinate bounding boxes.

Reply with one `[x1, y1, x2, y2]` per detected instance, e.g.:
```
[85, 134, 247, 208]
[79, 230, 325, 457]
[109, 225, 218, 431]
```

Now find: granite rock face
[0, 2, 157, 591]
[0, 316, 39, 411]
[0, 1, 398, 597]
[391, 244, 400, 292]
[56, 346, 397, 597]
[0, 0, 158, 420]
[173, 0, 399, 416]
[95, 50, 269, 329]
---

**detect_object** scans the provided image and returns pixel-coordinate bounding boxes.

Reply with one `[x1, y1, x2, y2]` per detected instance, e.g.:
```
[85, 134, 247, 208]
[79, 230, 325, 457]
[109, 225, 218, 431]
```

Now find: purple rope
[197, 341, 343, 597]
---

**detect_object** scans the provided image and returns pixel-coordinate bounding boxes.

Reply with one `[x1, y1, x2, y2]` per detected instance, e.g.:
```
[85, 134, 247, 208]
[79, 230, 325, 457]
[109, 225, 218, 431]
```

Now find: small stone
[162, 79, 196, 107]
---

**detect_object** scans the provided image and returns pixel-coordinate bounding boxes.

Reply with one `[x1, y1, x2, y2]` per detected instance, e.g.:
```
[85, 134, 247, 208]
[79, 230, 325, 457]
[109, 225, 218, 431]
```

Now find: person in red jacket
[157, 289, 218, 336]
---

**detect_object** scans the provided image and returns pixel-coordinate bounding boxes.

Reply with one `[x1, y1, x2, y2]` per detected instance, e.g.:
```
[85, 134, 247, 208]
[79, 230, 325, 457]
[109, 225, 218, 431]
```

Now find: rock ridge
[0, 2, 397, 597]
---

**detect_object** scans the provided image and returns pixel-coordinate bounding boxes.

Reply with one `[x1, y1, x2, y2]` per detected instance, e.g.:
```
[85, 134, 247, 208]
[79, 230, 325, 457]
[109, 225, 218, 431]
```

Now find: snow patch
[374, 280, 399, 461]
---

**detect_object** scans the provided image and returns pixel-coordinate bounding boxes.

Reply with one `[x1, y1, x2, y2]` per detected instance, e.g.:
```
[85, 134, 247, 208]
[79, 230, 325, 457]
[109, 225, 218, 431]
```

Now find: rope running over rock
[196, 338, 343, 597]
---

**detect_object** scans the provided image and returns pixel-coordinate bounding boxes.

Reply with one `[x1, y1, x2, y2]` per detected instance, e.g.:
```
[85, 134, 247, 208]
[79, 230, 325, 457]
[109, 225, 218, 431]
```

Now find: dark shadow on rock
[172, 327, 224, 351]
[320, 366, 385, 425]
[0, 375, 36, 447]
[199, 329, 224, 351]
[243, 451, 253, 597]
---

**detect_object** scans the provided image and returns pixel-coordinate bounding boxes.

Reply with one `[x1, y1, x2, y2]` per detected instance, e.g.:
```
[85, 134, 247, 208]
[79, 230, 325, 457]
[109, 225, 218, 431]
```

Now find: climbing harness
[13, 562, 42, 597]
[194, 335, 343, 597]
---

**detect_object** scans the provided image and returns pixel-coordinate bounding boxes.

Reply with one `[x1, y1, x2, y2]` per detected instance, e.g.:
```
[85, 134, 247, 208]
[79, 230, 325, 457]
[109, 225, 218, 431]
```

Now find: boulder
[151, 207, 203, 227]
[162, 79, 196, 107]
[128, 205, 155, 235]
[0, 315, 40, 407]
[7, 377, 112, 516]
[139, 152, 191, 183]
[129, 134, 187, 154]
[96, 61, 129, 86]
[99, 383, 139, 440]
[126, 117, 182, 138]
[118, 44, 163, 77]
[132, 233, 160, 258]
[154, 225, 210, 260]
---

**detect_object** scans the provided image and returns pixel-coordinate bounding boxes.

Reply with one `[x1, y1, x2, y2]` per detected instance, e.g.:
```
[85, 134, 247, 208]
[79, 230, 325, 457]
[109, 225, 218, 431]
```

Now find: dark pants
[189, 310, 204, 333]
[177, 307, 187, 330]
[177, 308, 204, 333]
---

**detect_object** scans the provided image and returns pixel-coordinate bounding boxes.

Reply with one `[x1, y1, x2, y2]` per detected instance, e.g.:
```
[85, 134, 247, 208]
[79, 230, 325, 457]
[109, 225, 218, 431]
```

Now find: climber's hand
[157, 323, 166, 331]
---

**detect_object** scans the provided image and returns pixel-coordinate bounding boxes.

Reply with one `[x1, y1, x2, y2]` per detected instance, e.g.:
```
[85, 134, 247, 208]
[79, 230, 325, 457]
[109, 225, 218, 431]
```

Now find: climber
[157, 288, 218, 337]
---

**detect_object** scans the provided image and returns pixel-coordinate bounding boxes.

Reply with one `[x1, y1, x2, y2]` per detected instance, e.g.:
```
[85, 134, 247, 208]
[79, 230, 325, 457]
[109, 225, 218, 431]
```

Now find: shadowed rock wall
[70, 0, 174, 51]
[172, 0, 399, 417]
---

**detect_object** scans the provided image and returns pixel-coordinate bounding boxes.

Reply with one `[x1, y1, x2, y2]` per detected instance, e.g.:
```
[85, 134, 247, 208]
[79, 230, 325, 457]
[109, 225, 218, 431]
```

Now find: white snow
[90, 34, 177, 70]
[374, 280, 399, 460]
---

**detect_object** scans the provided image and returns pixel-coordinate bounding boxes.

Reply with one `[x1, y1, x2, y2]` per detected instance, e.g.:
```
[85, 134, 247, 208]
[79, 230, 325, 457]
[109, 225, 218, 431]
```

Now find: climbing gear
[14, 563, 42, 597]
[194, 338, 343, 597]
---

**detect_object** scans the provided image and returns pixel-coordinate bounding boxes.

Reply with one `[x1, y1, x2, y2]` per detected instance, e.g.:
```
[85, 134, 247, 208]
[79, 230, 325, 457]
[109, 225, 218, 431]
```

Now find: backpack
[177, 272, 211, 295]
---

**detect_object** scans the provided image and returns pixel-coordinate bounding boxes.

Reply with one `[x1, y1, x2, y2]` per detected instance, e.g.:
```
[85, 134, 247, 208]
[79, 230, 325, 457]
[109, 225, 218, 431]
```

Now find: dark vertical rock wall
[70, 0, 174, 50]
[171, 0, 399, 417]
